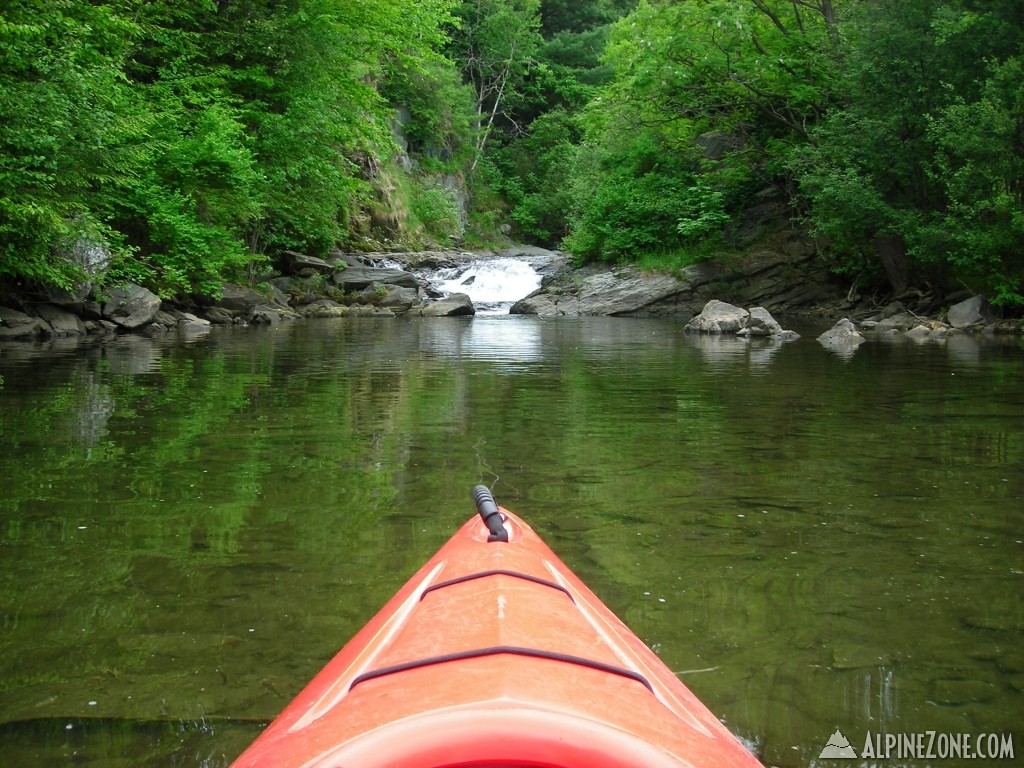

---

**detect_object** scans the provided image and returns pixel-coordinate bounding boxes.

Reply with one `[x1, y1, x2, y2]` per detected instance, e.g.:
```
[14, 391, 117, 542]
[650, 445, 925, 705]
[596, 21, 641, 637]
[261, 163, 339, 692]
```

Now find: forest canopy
[1, 0, 1022, 307]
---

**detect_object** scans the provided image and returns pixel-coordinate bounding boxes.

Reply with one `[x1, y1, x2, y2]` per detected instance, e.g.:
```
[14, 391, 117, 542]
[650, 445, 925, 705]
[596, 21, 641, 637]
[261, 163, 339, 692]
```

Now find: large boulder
[416, 293, 476, 317]
[103, 284, 161, 329]
[212, 283, 273, 314]
[203, 307, 236, 325]
[248, 304, 298, 325]
[0, 306, 50, 339]
[818, 318, 865, 347]
[685, 300, 749, 333]
[737, 306, 783, 337]
[376, 285, 420, 313]
[511, 268, 687, 316]
[509, 292, 560, 316]
[32, 303, 86, 336]
[946, 295, 986, 329]
[332, 266, 420, 292]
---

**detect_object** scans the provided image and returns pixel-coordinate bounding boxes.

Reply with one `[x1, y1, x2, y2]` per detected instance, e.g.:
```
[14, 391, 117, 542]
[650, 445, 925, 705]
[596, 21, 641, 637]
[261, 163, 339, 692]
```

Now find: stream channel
[1, 257, 1022, 766]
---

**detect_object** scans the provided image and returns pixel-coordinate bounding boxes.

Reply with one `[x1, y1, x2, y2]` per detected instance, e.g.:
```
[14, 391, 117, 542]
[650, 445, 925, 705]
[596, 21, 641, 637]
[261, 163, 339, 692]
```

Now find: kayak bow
[230, 486, 763, 768]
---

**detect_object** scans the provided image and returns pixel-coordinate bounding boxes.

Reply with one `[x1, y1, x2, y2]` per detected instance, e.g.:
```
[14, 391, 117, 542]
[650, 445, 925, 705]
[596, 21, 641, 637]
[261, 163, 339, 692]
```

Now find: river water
[0, 310, 1021, 766]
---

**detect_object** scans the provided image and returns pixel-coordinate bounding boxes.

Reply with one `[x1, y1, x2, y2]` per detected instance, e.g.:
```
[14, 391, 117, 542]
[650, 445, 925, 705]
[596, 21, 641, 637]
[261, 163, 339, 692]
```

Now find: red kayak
[230, 487, 764, 768]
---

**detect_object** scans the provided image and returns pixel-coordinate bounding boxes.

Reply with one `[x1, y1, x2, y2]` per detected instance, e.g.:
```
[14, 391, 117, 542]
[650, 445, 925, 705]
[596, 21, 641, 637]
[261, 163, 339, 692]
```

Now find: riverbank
[1, 245, 1020, 345]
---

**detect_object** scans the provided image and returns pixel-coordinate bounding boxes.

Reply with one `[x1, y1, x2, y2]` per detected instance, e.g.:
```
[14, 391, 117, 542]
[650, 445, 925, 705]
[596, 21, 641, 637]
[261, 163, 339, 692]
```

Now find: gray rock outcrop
[332, 266, 420, 292]
[511, 248, 833, 317]
[738, 306, 784, 337]
[103, 284, 161, 329]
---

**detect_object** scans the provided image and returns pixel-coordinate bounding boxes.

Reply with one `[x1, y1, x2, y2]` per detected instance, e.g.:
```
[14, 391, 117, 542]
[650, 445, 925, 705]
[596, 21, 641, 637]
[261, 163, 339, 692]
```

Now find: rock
[84, 319, 118, 335]
[346, 305, 395, 317]
[685, 300, 750, 334]
[947, 295, 986, 328]
[103, 283, 161, 329]
[417, 293, 475, 317]
[878, 301, 906, 319]
[510, 293, 560, 316]
[0, 306, 50, 339]
[905, 324, 932, 339]
[298, 299, 349, 318]
[696, 131, 744, 161]
[282, 250, 334, 277]
[176, 311, 211, 333]
[248, 304, 297, 325]
[147, 309, 178, 333]
[377, 286, 419, 312]
[512, 267, 689, 316]
[737, 307, 783, 337]
[203, 307, 236, 325]
[332, 266, 420, 292]
[31, 303, 86, 336]
[212, 283, 274, 314]
[818, 318, 866, 347]
[328, 248, 365, 268]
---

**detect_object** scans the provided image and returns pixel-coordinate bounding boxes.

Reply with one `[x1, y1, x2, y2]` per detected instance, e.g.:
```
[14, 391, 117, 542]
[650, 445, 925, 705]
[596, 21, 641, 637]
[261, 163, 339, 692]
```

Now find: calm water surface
[1, 317, 1021, 766]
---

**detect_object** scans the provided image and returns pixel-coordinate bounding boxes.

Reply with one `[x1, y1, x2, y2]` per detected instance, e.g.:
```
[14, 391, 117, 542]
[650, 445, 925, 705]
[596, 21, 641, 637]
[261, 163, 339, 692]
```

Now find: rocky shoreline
[1, 245, 1019, 344]
[509, 247, 1021, 336]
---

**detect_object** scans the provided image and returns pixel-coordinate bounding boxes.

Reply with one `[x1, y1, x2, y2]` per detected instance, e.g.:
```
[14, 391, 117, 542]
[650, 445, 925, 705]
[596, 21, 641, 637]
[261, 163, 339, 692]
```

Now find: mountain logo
[819, 729, 858, 759]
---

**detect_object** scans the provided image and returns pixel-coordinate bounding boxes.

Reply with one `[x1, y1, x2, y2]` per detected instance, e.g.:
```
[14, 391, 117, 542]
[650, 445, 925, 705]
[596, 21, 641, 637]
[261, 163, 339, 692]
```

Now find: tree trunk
[874, 235, 910, 295]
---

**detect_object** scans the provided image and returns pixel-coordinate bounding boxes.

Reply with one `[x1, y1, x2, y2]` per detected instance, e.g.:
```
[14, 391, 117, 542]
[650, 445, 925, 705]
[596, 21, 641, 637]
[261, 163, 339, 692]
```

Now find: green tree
[559, 0, 837, 262]
[450, 0, 544, 170]
[1, 0, 463, 296]
[0, 1, 140, 290]
[793, 0, 1024, 304]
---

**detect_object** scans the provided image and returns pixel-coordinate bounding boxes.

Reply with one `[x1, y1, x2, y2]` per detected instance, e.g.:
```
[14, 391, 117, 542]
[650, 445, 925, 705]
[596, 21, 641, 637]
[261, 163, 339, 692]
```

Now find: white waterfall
[430, 257, 542, 314]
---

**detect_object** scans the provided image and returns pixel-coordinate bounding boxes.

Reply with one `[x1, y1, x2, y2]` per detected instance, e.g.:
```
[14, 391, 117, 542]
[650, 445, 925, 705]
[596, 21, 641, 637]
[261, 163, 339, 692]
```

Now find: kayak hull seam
[348, 644, 654, 693]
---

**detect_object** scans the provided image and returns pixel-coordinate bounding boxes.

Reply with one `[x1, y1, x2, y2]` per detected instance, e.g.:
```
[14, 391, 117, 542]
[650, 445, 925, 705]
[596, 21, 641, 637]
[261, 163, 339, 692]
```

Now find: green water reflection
[0, 318, 1021, 766]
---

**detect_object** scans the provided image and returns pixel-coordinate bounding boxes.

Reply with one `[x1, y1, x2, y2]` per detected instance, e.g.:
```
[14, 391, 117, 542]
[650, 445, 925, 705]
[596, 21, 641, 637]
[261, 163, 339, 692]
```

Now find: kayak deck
[230, 492, 763, 768]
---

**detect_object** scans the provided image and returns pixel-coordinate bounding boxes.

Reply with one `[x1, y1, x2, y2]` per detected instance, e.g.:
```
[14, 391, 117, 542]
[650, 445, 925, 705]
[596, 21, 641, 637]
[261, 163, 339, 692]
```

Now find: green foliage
[4, 0, 1020, 310]
[490, 108, 580, 244]
[449, 0, 544, 167]
[563, 132, 732, 262]
[540, 0, 635, 36]
[410, 181, 464, 245]
[382, 58, 477, 164]
[0, 0, 461, 297]
[556, 0, 839, 265]
[792, 0, 1024, 304]
[0, 0, 138, 290]
[599, 0, 839, 147]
